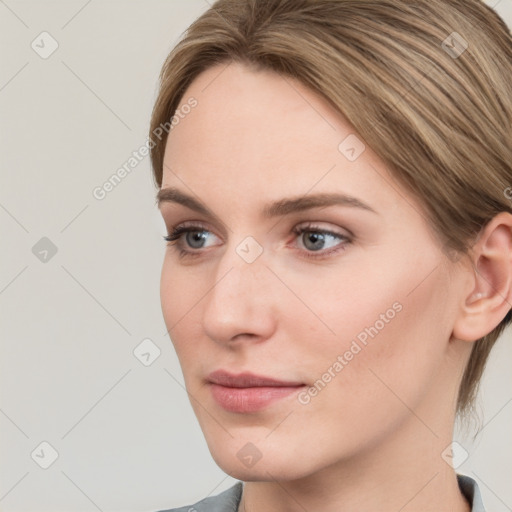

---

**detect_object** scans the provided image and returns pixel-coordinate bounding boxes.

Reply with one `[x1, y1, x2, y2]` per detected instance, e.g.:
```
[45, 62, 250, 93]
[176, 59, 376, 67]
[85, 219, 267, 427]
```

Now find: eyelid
[161, 209, 230, 238]
[289, 223, 351, 259]
[293, 220, 353, 239]
[164, 220, 223, 246]
[164, 220, 353, 261]
[165, 220, 350, 242]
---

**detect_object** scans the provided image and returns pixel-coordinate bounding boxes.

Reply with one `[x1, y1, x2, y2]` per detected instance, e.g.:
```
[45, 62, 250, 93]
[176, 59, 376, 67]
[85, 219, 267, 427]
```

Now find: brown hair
[149, 0, 512, 417]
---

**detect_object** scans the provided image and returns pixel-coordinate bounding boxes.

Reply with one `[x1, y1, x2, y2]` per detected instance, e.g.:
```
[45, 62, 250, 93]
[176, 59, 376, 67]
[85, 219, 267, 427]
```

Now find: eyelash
[163, 222, 352, 261]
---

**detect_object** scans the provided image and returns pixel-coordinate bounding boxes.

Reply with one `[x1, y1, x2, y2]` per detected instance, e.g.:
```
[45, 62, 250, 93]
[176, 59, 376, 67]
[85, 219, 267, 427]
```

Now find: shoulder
[155, 481, 243, 512]
[457, 474, 486, 512]
[155, 476, 484, 512]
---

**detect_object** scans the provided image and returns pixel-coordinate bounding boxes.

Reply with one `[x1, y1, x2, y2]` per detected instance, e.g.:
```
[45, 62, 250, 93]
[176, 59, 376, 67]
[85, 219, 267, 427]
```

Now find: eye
[163, 221, 351, 260]
[291, 223, 351, 259]
[163, 221, 220, 256]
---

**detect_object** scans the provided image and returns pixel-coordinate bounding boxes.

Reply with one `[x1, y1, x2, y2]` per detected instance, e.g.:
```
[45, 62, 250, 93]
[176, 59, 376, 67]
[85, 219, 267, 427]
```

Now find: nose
[201, 241, 277, 346]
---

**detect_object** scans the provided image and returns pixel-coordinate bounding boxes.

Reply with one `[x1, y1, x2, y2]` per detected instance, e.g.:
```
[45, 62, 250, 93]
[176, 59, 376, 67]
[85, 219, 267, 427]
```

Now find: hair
[149, 0, 512, 419]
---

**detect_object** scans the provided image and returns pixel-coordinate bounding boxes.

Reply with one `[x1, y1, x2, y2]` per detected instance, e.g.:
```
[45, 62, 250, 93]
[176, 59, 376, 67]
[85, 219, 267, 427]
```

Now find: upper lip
[207, 370, 305, 388]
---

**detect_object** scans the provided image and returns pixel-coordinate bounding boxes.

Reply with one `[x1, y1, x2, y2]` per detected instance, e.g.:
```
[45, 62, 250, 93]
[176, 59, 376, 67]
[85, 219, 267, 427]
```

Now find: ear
[452, 212, 512, 342]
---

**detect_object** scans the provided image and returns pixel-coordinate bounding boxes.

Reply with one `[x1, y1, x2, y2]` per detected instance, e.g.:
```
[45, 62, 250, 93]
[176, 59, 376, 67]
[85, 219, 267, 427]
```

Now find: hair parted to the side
[149, 0, 512, 418]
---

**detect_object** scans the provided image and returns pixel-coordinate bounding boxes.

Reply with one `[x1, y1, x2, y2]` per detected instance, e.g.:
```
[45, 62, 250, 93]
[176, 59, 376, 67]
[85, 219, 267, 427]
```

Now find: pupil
[305, 232, 324, 251]
[187, 231, 206, 248]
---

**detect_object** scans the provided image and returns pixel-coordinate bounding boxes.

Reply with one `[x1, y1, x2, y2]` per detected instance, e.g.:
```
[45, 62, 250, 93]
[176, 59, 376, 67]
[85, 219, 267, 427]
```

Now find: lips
[206, 370, 304, 388]
[206, 370, 306, 413]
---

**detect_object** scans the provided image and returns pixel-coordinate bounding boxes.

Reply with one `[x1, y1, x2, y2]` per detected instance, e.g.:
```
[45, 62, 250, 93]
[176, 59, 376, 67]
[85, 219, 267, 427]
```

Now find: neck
[238, 413, 471, 512]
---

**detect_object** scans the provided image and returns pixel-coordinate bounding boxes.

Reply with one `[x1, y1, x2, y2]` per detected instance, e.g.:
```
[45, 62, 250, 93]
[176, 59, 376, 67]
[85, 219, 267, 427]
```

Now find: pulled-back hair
[149, 0, 512, 417]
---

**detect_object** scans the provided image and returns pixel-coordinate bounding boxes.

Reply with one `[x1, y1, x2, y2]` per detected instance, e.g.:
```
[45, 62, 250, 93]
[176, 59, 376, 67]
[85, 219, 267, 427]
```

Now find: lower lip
[209, 383, 306, 413]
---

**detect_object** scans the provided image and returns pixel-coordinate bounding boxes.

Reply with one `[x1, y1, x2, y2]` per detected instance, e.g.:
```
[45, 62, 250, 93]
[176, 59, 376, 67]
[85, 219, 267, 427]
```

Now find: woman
[149, 0, 512, 510]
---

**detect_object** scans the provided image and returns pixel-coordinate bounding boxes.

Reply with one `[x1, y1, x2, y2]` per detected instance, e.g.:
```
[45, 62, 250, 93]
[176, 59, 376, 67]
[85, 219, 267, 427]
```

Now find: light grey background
[1, 1, 511, 511]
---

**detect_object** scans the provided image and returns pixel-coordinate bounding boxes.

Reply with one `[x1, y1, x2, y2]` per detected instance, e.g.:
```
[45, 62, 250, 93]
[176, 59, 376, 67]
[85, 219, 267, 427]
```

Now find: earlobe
[452, 212, 512, 343]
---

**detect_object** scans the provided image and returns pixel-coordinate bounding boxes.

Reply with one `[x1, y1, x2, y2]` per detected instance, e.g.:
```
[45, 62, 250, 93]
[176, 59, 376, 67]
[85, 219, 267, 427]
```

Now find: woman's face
[158, 62, 469, 480]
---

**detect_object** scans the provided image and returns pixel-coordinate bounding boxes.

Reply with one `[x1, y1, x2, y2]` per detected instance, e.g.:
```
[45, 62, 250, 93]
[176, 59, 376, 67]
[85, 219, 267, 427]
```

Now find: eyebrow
[156, 186, 378, 219]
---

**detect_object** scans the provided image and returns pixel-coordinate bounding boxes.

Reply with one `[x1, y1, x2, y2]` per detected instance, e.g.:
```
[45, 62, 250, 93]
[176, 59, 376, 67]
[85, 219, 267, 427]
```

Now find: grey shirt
[157, 473, 485, 512]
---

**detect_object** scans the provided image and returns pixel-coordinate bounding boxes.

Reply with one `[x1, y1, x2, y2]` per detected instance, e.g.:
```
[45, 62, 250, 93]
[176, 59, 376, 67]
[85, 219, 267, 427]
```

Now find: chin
[214, 456, 313, 482]
[205, 434, 319, 482]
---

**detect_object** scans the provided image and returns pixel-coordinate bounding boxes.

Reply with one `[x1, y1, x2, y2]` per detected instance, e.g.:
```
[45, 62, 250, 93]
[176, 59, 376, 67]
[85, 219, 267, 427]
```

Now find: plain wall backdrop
[1, 1, 511, 511]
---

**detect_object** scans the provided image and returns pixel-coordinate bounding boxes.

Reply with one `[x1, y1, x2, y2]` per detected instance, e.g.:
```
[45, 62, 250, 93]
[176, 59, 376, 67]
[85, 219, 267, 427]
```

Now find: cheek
[309, 236, 449, 363]
[160, 257, 179, 330]
[292, 237, 445, 365]
[299, 257, 453, 430]
[286, 253, 411, 362]
[160, 256, 203, 364]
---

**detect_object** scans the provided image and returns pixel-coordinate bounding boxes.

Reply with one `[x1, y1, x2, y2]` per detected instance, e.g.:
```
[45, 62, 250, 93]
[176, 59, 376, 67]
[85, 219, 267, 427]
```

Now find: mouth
[206, 370, 307, 413]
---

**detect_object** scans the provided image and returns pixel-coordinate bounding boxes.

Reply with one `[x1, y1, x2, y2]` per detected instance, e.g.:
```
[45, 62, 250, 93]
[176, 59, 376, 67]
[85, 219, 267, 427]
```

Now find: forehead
[161, 62, 421, 225]
[167, 61, 344, 160]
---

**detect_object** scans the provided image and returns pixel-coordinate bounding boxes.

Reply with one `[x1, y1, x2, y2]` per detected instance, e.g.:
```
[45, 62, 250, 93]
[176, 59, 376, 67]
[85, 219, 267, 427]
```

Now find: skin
[158, 61, 512, 512]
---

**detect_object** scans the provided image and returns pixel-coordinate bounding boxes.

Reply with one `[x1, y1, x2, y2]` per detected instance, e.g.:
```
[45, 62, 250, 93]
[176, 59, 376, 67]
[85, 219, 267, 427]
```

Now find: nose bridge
[201, 235, 274, 343]
[213, 234, 267, 298]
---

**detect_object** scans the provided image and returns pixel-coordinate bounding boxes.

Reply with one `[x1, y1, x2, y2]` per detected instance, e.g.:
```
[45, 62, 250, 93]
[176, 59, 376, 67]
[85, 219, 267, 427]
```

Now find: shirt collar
[457, 474, 486, 512]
